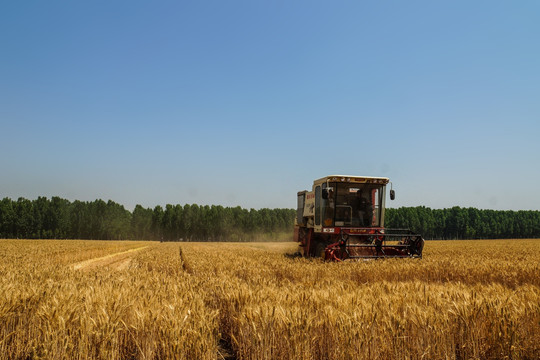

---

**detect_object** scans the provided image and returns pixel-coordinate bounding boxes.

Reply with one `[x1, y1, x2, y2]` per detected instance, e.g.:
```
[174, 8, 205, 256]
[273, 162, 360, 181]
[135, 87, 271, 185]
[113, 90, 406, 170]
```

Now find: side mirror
[322, 189, 328, 200]
[390, 189, 395, 200]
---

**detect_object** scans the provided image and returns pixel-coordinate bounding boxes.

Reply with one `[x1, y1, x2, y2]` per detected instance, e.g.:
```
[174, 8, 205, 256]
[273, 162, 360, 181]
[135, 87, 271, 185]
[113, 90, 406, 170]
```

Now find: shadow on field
[284, 251, 303, 259]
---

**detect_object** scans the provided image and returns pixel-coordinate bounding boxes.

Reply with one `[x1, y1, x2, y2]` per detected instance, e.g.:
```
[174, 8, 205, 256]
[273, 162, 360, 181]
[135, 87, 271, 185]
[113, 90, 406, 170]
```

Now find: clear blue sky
[1, 1, 539, 211]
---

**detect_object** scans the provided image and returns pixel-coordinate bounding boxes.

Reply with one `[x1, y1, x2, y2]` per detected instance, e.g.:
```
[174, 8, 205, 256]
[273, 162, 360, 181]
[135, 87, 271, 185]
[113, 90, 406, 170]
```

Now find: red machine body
[294, 175, 424, 260]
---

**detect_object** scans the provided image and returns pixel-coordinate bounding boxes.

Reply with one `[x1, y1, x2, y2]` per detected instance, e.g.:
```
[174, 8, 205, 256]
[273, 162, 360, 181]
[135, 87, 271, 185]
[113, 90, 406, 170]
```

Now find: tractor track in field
[71, 246, 149, 271]
[217, 337, 237, 360]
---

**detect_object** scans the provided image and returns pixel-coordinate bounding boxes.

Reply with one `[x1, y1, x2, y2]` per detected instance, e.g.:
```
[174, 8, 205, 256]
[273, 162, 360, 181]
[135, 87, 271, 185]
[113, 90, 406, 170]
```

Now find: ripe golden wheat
[0, 239, 539, 359]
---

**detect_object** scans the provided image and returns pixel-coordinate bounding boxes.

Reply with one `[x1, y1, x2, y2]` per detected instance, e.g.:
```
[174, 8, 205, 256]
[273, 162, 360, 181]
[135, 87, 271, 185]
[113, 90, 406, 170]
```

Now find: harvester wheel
[313, 242, 326, 259]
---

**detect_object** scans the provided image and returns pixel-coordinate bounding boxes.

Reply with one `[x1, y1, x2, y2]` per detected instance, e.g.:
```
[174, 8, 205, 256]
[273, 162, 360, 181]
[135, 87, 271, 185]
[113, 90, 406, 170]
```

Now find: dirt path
[72, 246, 149, 271]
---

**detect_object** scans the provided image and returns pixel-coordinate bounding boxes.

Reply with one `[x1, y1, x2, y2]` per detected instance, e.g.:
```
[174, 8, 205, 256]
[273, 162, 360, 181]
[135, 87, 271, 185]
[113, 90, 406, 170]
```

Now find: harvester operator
[355, 189, 373, 226]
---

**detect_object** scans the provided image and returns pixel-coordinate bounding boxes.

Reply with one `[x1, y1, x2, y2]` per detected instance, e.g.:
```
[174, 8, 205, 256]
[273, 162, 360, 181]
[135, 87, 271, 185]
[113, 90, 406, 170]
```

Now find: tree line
[0, 197, 295, 241]
[386, 206, 540, 239]
[1, 197, 539, 240]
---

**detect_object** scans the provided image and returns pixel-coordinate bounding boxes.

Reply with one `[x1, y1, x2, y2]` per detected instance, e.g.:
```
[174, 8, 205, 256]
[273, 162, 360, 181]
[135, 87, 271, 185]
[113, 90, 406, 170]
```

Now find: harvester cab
[294, 175, 424, 260]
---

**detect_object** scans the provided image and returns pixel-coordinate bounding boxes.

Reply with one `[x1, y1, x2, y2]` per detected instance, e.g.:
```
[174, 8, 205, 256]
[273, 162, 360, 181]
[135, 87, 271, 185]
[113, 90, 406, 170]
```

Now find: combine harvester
[294, 175, 424, 261]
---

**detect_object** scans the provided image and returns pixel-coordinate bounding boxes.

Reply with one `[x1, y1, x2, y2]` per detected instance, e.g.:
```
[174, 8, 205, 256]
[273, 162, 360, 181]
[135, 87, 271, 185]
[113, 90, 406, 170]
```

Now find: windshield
[322, 182, 385, 227]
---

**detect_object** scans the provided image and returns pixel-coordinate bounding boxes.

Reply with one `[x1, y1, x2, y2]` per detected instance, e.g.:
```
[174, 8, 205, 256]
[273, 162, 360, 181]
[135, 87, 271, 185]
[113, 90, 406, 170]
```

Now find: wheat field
[0, 239, 539, 359]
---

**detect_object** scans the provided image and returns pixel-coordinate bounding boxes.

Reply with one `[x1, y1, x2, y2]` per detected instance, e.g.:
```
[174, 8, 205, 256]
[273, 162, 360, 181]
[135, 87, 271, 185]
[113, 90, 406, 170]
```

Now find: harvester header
[294, 175, 424, 261]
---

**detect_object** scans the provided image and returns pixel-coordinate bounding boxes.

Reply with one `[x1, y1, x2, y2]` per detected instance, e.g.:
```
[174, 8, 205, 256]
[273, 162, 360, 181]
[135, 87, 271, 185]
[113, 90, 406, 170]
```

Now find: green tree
[131, 205, 153, 240]
[151, 205, 164, 241]
[0, 198, 16, 238]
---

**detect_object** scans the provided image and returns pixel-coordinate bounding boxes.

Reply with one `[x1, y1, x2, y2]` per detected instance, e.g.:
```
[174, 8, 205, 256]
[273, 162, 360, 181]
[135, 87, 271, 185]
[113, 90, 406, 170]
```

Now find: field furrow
[71, 246, 149, 271]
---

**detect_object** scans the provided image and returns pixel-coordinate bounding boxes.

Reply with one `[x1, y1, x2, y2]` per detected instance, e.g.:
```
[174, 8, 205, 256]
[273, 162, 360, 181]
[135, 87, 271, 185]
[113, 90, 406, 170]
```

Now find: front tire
[313, 241, 326, 259]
